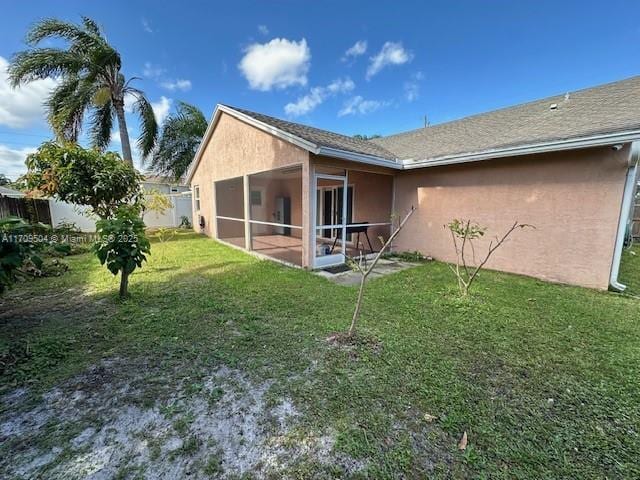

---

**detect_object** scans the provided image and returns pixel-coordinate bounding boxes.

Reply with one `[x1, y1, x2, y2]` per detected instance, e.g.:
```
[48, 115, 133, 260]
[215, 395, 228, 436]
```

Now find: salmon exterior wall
[250, 174, 303, 239]
[346, 170, 394, 249]
[392, 145, 630, 289]
[190, 112, 309, 239]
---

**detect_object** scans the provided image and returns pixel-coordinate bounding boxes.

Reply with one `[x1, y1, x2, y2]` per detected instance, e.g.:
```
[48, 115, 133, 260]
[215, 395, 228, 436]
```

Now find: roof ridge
[375, 74, 640, 142]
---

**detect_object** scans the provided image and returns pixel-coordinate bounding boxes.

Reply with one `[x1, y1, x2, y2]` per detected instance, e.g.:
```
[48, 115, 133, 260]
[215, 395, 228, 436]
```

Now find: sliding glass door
[313, 173, 347, 268]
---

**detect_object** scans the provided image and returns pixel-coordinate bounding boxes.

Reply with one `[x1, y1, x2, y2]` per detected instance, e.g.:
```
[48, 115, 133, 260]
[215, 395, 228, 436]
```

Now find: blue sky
[1, 0, 639, 179]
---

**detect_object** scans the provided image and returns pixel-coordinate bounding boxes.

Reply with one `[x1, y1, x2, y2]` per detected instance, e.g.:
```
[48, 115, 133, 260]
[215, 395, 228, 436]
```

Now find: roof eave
[186, 104, 400, 182]
[400, 129, 640, 169]
[316, 147, 400, 169]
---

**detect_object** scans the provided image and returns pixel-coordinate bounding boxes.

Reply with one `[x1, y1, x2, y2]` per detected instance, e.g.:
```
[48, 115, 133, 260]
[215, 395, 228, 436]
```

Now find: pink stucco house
[187, 76, 640, 290]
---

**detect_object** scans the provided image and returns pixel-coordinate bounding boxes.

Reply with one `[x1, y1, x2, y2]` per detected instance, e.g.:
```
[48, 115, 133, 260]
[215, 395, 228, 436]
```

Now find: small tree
[94, 206, 150, 298]
[144, 188, 173, 215]
[24, 142, 143, 219]
[446, 219, 533, 296]
[346, 206, 416, 338]
[143, 189, 174, 264]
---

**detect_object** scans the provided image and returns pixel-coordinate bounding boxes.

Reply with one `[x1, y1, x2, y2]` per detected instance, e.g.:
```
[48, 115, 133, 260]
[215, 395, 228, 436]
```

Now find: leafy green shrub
[385, 250, 427, 262]
[94, 205, 151, 298]
[53, 221, 80, 235]
[179, 216, 191, 229]
[0, 217, 44, 294]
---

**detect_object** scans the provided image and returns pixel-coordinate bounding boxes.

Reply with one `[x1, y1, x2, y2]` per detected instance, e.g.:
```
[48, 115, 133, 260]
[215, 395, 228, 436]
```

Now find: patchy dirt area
[0, 358, 362, 479]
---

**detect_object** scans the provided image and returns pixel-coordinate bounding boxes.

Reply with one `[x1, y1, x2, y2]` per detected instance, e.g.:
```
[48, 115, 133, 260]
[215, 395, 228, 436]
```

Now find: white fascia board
[401, 130, 640, 169]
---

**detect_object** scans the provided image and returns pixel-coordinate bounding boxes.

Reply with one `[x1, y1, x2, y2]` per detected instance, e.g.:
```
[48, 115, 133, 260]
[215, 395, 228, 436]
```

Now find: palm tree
[148, 102, 207, 180]
[8, 16, 157, 165]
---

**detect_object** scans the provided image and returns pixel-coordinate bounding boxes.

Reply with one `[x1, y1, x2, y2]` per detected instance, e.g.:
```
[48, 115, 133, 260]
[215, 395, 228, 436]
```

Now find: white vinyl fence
[49, 199, 97, 232]
[142, 194, 193, 228]
[49, 194, 193, 232]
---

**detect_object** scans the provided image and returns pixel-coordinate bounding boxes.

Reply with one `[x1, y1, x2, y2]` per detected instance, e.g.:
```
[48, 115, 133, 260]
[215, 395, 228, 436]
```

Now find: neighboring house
[0, 186, 25, 198]
[187, 76, 640, 291]
[141, 175, 191, 195]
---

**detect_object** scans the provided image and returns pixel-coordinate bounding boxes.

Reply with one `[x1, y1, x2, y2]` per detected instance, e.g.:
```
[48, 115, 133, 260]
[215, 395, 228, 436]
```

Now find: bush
[94, 205, 151, 298]
[384, 250, 426, 262]
[0, 217, 44, 294]
[179, 216, 191, 229]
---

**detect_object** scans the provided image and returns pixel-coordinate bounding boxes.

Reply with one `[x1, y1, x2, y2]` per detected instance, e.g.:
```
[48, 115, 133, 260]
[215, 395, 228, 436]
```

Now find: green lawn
[1, 233, 639, 479]
[620, 244, 640, 296]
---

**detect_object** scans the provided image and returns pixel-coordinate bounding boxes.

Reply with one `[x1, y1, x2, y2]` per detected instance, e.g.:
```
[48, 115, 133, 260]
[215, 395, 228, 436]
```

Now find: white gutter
[609, 141, 640, 292]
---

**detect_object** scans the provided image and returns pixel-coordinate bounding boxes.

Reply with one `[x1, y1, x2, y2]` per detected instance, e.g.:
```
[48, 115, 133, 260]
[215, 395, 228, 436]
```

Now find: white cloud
[141, 18, 153, 33]
[110, 130, 121, 144]
[326, 78, 355, 94]
[0, 144, 37, 179]
[342, 40, 367, 61]
[124, 91, 171, 125]
[160, 79, 192, 91]
[151, 96, 172, 125]
[366, 42, 413, 80]
[239, 38, 310, 91]
[0, 56, 57, 129]
[404, 71, 424, 102]
[258, 25, 269, 36]
[285, 88, 323, 117]
[338, 96, 389, 117]
[284, 77, 354, 116]
[142, 62, 165, 79]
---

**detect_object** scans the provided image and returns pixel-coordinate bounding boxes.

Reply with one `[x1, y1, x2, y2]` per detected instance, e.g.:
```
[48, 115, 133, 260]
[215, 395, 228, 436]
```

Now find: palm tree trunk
[115, 102, 134, 165]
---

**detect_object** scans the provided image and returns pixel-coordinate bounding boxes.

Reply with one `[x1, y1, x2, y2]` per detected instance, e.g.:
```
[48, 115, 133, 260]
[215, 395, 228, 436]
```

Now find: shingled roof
[223, 106, 397, 160]
[188, 76, 640, 181]
[371, 75, 640, 162]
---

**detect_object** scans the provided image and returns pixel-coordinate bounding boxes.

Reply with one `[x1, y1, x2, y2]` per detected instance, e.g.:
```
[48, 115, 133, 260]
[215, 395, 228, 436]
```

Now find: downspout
[609, 142, 640, 291]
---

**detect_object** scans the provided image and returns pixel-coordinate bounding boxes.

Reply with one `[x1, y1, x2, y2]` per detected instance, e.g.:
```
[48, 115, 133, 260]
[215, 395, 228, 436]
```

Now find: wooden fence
[0, 196, 52, 225]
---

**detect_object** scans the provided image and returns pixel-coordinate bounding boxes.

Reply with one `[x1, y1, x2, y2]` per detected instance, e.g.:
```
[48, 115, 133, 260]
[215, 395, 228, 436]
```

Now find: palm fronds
[9, 16, 157, 163]
[129, 90, 158, 158]
[148, 102, 207, 180]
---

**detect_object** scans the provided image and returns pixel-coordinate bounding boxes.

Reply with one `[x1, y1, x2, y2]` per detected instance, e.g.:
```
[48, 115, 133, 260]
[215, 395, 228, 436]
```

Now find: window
[193, 185, 200, 211]
[250, 190, 262, 206]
